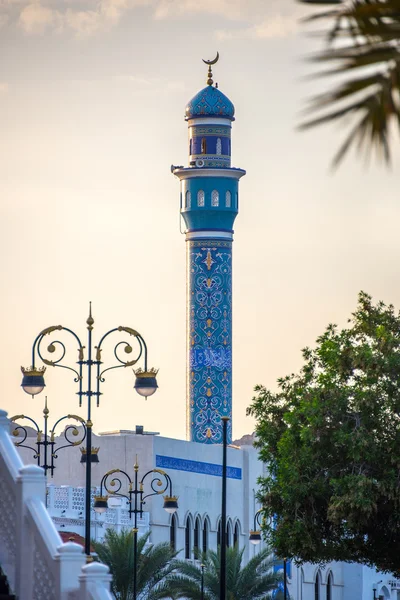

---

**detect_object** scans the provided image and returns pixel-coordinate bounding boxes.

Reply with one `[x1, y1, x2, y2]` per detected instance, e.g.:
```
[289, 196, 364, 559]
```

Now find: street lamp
[220, 416, 229, 600]
[94, 457, 178, 600]
[20, 304, 158, 557]
[201, 563, 205, 600]
[10, 396, 87, 477]
[249, 509, 288, 600]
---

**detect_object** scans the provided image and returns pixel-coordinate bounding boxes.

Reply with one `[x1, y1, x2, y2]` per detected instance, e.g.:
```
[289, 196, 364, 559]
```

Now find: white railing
[46, 484, 150, 543]
[0, 409, 113, 600]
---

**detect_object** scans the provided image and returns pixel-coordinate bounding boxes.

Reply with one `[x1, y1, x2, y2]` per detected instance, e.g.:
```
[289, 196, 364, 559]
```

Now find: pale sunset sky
[1, 0, 399, 442]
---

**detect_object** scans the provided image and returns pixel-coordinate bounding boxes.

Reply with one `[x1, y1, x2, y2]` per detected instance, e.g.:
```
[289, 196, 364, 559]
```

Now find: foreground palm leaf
[168, 544, 282, 600]
[92, 529, 180, 600]
[299, 0, 400, 166]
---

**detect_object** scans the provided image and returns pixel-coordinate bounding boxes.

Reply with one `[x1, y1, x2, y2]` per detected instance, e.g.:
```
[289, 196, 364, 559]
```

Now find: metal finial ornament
[202, 52, 219, 86]
[87, 301, 94, 330]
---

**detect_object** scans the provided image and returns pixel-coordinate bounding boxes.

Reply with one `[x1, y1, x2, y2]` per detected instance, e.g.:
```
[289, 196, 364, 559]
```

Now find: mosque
[12, 57, 399, 600]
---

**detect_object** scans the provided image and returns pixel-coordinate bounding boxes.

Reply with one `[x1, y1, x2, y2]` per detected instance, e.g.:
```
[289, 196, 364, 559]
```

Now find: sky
[1, 0, 399, 443]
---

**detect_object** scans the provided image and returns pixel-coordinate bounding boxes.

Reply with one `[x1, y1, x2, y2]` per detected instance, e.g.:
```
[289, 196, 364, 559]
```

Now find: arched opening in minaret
[201, 138, 207, 154]
[216, 137, 222, 155]
[211, 190, 219, 207]
[186, 190, 191, 208]
[197, 190, 205, 207]
[225, 190, 231, 208]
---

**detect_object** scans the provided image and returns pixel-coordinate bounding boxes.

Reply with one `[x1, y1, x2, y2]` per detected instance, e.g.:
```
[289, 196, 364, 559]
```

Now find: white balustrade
[0, 409, 113, 600]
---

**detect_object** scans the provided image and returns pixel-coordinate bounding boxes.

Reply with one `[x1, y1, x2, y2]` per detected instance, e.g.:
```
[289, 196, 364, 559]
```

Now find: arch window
[216, 138, 222, 155]
[170, 513, 177, 551]
[233, 522, 240, 547]
[194, 517, 201, 556]
[201, 138, 207, 154]
[203, 519, 208, 553]
[197, 190, 205, 207]
[217, 519, 222, 547]
[225, 191, 231, 208]
[326, 573, 332, 600]
[315, 572, 320, 600]
[186, 190, 191, 209]
[211, 190, 219, 207]
[185, 516, 192, 559]
[226, 521, 232, 548]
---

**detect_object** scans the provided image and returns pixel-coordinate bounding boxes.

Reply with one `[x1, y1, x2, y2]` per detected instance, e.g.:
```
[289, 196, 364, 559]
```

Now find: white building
[11, 423, 399, 600]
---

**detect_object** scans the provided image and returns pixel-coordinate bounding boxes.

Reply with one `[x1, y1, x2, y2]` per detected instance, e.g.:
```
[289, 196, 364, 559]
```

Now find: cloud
[18, 2, 62, 34]
[216, 14, 298, 41]
[4, 0, 304, 37]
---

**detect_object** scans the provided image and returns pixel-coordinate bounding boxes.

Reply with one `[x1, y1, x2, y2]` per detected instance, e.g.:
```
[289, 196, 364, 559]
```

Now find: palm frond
[299, 0, 400, 166]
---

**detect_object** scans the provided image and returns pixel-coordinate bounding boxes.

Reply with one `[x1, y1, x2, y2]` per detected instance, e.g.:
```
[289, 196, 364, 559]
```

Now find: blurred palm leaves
[298, 0, 400, 166]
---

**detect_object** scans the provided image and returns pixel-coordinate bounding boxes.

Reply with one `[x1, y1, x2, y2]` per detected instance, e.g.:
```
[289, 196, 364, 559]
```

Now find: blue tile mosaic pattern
[185, 86, 235, 121]
[188, 240, 233, 444]
[156, 454, 242, 480]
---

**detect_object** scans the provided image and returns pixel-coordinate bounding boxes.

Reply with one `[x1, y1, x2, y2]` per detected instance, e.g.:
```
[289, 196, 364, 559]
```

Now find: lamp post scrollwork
[10, 396, 86, 478]
[20, 304, 158, 558]
[249, 509, 288, 599]
[94, 457, 178, 600]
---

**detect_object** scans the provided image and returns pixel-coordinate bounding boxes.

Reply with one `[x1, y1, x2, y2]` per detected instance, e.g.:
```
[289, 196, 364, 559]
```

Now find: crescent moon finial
[202, 52, 219, 67]
[202, 52, 219, 86]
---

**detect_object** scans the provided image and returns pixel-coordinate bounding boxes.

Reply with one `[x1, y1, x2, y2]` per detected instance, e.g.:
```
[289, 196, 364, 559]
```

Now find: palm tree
[92, 529, 179, 600]
[298, 0, 400, 167]
[168, 545, 282, 600]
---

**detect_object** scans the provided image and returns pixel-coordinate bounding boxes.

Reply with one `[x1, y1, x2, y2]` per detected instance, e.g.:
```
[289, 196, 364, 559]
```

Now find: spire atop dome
[202, 52, 219, 86]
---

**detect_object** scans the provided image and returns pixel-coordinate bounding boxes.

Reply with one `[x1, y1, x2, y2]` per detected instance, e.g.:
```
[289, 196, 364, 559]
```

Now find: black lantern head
[94, 495, 108, 513]
[134, 368, 158, 398]
[21, 366, 46, 397]
[249, 530, 262, 545]
[163, 495, 178, 514]
[80, 447, 100, 464]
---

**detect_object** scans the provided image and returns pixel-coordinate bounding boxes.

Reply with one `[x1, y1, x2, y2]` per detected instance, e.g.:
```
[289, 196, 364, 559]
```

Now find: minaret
[173, 55, 245, 444]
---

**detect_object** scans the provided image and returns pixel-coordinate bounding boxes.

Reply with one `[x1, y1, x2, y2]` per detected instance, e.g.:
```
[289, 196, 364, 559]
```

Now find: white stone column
[56, 541, 85, 600]
[15, 464, 46, 599]
[79, 562, 112, 599]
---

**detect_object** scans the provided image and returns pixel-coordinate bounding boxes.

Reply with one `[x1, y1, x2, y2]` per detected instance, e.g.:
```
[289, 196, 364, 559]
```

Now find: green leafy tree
[298, 0, 400, 166]
[168, 544, 281, 600]
[92, 529, 179, 600]
[248, 292, 400, 575]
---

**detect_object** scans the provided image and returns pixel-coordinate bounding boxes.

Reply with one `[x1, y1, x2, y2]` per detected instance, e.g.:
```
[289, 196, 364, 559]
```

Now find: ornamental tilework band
[187, 239, 232, 444]
[156, 454, 242, 480]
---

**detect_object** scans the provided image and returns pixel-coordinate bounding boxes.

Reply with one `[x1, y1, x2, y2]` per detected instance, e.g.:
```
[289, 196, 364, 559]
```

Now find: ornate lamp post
[10, 396, 87, 477]
[94, 458, 178, 600]
[220, 416, 229, 600]
[201, 563, 205, 600]
[249, 509, 288, 599]
[20, 305, 158, 557]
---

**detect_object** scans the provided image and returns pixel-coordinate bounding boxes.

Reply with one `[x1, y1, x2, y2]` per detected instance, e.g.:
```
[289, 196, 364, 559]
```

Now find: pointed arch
[186, 190, 191, 209]
[217, 518, 222, 547]
[170, 512, 177, 551]
[315, 570, 321, 600]
[202, 516, 210, 553]
[216, 138, 222, 155]
[226, 518, 233, 548]
[194, 515, 201, 557]
[185, 514, 193, 559]
[197, 190, 205, 207]
[233, 520, 240, 547]
[225, 190, 231, 208]
[326, 571, 333, 600]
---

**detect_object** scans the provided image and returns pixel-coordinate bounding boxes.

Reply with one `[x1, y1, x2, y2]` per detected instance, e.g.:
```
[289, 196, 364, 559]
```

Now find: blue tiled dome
[185, 86, 235, 121]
